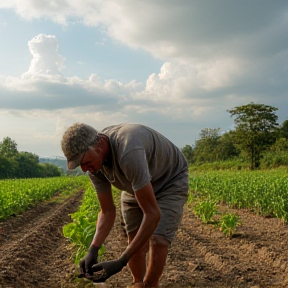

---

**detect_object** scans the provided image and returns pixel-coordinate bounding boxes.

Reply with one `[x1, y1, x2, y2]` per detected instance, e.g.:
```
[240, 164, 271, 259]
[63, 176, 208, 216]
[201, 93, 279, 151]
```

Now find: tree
[39, 163, 62, 177]
[269, 138, 288, 152]
[199, 128, 221, 139]
[279, 119, 288, 139]
[181, 145, 194, 164]
[193, 128, 221, 163]
[228, 102, 278, 169]
[0, 137, 18, 158]
[0, 136, 63, 179]
[15, 152, 40, 178]
[0, 155, 17, 178]
[213, 131, 240, 160]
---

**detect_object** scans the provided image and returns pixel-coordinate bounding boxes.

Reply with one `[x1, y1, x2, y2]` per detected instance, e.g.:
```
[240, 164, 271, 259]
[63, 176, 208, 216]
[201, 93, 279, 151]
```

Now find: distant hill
[39, 156, 84, 175]
[39, 156, 67, 171]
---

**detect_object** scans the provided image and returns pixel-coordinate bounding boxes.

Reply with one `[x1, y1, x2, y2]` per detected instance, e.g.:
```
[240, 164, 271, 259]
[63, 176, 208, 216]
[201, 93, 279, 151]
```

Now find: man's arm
[91, 186, 116, 248]
[89, 182, 161, 283]
[120, 182, 161, 263]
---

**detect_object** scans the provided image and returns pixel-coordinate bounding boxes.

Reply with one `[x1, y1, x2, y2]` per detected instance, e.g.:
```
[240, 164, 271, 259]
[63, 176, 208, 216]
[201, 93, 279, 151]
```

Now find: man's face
[80, 146, 103, 174]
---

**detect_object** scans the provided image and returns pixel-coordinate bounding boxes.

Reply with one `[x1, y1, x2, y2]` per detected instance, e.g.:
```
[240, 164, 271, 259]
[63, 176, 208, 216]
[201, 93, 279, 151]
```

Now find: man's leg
[121, 191, 148, 285]
[144, 234, 169, 288]
[143, 176, 188, 287]
[127, 228, 149, 284]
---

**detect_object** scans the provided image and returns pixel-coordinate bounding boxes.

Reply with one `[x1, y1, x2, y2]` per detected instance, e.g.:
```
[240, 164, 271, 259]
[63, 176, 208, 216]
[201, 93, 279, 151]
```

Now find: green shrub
[261, 151, 288, 169]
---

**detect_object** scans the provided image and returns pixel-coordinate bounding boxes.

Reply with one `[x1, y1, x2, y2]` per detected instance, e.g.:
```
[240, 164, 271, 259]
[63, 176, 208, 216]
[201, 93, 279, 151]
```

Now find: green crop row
[189, 168, 288, 222]
[63, 183, 103, 264]
[63, 185, 121, 265]
[0, 176, 87, 221]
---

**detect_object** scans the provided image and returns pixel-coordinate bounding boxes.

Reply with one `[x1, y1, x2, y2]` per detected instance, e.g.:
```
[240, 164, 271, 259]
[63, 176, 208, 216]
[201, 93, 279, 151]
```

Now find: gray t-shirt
[88, 123, 188, 195]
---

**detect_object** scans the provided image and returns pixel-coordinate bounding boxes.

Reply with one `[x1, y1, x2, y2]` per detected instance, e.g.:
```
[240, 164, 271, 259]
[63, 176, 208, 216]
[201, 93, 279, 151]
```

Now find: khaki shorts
[120, 172, 189, 244]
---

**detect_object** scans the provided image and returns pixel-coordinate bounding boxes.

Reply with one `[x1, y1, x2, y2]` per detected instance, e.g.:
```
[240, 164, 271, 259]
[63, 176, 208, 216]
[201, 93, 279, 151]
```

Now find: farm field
[0, 173, 288, 288]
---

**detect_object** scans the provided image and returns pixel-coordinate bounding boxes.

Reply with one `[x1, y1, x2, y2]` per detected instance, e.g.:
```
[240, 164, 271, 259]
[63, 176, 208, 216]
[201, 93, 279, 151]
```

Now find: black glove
[79, 245, 100, 276]
[89, 257, 127, 282]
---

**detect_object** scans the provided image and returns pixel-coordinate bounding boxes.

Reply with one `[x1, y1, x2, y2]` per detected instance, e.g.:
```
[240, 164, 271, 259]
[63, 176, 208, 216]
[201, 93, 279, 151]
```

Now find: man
[61, 123, 189, 288]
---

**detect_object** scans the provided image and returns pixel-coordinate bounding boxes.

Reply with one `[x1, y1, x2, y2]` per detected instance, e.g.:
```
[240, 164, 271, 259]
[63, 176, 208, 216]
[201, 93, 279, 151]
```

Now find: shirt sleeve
[119, 148, 151, 192]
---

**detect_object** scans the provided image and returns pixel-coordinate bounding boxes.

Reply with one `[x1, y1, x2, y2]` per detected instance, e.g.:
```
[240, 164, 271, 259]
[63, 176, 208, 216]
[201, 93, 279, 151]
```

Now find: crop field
[1, 170, 288, 287]
[0, 176, 88, 221]
[189, 169, 288, 222]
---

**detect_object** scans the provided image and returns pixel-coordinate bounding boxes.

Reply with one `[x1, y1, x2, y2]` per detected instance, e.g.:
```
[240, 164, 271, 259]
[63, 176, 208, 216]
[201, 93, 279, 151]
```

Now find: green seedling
[219, 213, 241, 239]
[193, 200, 218, 223]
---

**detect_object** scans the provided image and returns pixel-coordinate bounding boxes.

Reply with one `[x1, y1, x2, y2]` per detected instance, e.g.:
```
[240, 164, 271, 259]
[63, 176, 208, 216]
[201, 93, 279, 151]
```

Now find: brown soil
[0, 191, 288, 288]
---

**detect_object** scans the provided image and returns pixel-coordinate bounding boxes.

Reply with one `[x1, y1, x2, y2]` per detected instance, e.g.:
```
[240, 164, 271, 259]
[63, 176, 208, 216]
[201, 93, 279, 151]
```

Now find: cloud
[0, 34, 143, 110]
[2, 1, 287, 61]
[0, 74, 143, 110]
[1, 2, 288, 155]
[1, 27, 287, 124]
[22, 34, 65, 79]
[0, 33, 240, 121]
[2, 2, 287, 104]
[142, 59, 241, 102]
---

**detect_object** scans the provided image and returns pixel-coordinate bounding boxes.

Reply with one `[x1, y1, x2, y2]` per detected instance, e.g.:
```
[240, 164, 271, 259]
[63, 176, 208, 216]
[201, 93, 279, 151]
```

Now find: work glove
[79, 245, 100, 276]
[88, 257, 127, 282]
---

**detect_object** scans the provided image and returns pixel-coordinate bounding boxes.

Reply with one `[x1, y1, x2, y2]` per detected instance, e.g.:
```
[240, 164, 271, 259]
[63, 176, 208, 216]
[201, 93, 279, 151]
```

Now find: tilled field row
[1, 195, 288, 288]
[0, 191, 83, 288]
[164, 206, 288, 288]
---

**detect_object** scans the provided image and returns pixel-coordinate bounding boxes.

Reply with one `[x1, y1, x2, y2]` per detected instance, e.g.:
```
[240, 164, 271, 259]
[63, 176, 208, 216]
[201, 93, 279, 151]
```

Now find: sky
[0, 1, 288, 158]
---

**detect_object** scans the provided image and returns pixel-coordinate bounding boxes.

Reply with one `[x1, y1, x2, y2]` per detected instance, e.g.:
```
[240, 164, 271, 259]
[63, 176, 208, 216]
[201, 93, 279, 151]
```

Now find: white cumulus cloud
[22, 34, 65, 79]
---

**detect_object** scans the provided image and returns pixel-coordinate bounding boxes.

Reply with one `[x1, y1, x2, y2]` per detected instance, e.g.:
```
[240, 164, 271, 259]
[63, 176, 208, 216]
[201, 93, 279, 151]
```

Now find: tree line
[1, 102, 287, 179]
[181, 103, 288, 170]
[0, 138, 61, 179]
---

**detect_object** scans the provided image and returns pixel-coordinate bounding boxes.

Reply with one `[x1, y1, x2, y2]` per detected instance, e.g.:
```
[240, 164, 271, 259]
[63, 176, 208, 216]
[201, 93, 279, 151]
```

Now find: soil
[0, 190, 288, 288]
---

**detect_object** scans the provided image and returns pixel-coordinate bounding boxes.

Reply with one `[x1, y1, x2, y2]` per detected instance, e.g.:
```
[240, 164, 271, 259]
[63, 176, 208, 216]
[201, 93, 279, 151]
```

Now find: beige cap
[61, 123, 99, 170]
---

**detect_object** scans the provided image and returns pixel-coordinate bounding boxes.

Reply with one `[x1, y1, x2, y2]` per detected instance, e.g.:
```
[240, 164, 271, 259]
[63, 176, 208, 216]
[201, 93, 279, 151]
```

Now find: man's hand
[79, 245, 100, 276]
[89, 258, 127, 282]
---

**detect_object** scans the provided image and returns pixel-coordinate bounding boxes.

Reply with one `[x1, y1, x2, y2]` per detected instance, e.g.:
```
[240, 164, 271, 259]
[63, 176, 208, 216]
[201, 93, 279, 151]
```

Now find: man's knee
[150, 234, 170, 247]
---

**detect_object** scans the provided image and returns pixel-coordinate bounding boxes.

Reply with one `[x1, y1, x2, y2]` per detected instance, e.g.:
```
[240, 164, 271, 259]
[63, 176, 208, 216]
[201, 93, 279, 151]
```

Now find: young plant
[193, 200, 218, 223]
[219, 213, 241, 239]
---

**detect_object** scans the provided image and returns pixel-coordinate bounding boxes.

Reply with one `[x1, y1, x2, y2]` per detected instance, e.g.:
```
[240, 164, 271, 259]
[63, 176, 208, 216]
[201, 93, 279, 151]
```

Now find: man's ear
[96, 135, 107, 149]
[93, 139, 102, 151]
